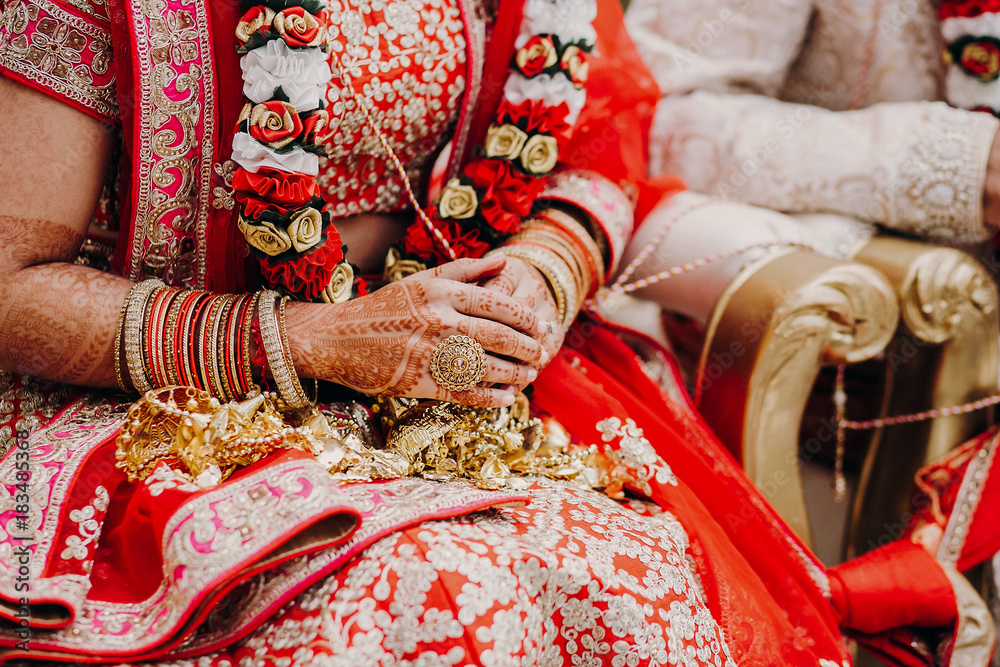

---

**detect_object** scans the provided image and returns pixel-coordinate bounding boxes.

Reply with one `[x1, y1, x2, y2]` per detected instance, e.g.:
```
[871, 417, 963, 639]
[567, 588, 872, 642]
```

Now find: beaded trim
[938, 431, 999, 567]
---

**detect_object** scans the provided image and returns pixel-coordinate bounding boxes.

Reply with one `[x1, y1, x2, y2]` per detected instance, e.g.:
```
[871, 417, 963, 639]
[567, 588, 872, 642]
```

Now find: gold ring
[430, 335, 488, 393]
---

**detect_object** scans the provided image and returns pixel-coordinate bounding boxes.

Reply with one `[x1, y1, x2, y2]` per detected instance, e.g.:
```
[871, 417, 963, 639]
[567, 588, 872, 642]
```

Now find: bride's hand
[480, 256, 564, 368]
[286, 255, 548, 407]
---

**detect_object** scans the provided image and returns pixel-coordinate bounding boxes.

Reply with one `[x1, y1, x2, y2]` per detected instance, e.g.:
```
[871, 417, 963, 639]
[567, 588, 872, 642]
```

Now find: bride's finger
[453, 317, 546, 366]
[482, 356, 537, 390]
[480, 271, 517, 296]
[438, 383, 517, 408]
[450, 284, 543, 337]
[426, 255, 507, 284]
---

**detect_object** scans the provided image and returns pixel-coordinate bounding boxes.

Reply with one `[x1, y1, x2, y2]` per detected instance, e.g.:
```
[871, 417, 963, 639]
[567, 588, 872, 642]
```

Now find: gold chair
[846, 238, 999, 559]
[692, 248, 898, 549]
[692, 239, 999, 557]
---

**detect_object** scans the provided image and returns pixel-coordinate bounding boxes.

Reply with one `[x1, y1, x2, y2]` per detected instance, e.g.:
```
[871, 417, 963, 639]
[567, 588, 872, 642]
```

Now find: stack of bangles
[113, 279, 314, 408]
[493, 208, 605, 329]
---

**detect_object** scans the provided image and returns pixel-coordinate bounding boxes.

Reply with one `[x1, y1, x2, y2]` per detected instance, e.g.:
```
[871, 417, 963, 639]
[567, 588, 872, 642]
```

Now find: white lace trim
[891, 104, 998, 244]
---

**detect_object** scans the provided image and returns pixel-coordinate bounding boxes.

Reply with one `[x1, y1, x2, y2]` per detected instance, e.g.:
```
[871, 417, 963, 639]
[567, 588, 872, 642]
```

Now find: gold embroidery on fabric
[126, 0, 216, 288]
[167, 478, 527, 656]
[212, 160, 236, 211]
[0, 396, 126, 623]
[0, 0, 117, 121]
[0, 460, 358, 653]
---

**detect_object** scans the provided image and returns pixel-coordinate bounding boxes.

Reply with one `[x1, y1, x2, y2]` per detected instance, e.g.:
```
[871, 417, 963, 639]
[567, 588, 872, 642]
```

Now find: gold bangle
[163, 290, 191, 386]
[122, 279, 163, 394]
[278, 296, 317, 404]
[209, 295, 237, 400]
[241, 292, 256, 392]
[530, 210, 605, 292]
[114, 286, 131, 392]
[539, 207, 608, 274]
[257, 291, 312, 408]
[505, 227, 590, 298]
[495, 245, 579, 328]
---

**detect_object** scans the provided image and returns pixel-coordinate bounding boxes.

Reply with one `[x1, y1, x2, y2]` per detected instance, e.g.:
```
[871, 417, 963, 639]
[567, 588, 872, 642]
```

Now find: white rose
[240, 39, 332, 111]
[503, 73, 586, 125]
[231, 133, 319, 175]
[520, 0, 597, 44]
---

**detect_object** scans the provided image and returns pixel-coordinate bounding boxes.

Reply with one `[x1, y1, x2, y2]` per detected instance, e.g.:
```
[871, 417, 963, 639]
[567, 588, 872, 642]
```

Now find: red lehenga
[0, 0, 996, 665]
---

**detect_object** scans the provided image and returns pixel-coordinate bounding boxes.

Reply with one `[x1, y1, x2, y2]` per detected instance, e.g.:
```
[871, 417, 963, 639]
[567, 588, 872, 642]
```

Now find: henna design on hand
[292, 278, 442, 395]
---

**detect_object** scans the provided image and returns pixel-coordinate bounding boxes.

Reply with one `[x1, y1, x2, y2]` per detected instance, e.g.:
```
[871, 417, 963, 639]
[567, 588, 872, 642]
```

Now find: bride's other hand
[286, 255, 548, 407]
[480, 256, 564, 369]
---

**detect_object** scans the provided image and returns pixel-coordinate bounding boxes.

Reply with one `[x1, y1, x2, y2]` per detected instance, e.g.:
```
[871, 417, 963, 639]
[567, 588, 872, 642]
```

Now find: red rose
[478, 192, 521, 235]
[515, 35, 558, 77]
[960, 40, 1000, 81]
[402, 214, 490, 265]
[236, 6, 274, 45]
[464, 159, 544, 218]
[273, 6, 326, 48]
[301, 108, 330, 144]
[496, 99, 571, 140]
[259, 232, 344, 300]
[246, 100, 304, 150]
[233, 168, 319, 217]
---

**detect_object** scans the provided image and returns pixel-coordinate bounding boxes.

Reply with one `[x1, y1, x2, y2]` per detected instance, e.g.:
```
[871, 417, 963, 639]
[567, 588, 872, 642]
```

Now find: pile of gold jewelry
[116, 386, 608, 491]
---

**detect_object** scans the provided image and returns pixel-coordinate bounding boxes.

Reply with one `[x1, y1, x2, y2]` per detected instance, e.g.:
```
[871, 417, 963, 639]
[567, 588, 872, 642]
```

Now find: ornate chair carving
[692, 249, 898, 549]
[602, 234, 999, 558]
[845, 238, 999, 559]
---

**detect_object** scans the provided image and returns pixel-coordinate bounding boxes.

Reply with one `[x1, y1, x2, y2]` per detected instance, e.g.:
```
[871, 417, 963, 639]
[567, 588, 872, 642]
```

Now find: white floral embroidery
[597, 417, 679, 492]
[223, 481, 739, 666]
[60, 486, 109, 561]
[145, 463, 201, 497]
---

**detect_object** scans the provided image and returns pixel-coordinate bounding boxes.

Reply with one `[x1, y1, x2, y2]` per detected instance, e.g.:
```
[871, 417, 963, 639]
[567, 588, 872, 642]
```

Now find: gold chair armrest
[696, 249, 898, 548]
[847, 237, 999, 558]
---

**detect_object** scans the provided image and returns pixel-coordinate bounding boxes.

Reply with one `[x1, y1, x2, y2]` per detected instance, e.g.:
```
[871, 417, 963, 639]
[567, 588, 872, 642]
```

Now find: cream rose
[484, 124, 529, 160]
[519, 135, 559, 175]
[321, 262, 355, 304]
[287, 207, 324, 253]
[238, 216, 293, 256]
[437, 178, 479, 219]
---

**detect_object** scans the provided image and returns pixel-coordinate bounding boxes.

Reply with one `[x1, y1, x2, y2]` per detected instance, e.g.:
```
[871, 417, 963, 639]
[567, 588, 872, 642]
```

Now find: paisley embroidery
[0, 0, 117, 123]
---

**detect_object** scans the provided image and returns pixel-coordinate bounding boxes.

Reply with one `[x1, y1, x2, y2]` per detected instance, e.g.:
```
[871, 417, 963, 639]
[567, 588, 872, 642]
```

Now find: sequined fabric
[156, 480, 737, 667]
[318, 0, 467, 218]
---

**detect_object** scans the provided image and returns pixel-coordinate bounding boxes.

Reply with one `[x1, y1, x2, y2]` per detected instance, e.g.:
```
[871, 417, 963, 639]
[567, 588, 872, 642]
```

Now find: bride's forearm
[0, 78, 122, 388]
[0, 223, 130, 387]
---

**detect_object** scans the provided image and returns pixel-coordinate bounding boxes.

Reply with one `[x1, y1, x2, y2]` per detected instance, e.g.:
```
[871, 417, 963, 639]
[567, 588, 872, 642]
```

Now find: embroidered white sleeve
[648, 93, 999, 244]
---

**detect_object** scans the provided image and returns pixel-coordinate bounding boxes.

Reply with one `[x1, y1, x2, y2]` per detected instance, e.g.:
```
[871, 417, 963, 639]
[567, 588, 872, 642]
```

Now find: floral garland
[232, 0, 597, 302]
[941, 0, 1000, 116]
